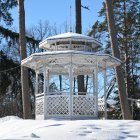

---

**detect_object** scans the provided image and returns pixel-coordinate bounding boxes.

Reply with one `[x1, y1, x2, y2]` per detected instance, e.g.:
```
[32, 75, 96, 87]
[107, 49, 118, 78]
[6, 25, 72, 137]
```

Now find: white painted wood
[43, 67, 47, 95]
[21, 51, 121, 72]
[43, 66, 47, 119]
[21, 32, 122, 120]
[93, 71, 95, 96]
[47, 69, 50, 95]
[45, 94, 96, 118]
[35, 71, 39, 119]
[103, 68, 107, 119]
[95, 57, 98, 118]
[35, 71, 39, 95]
[69, 53, 73, 119]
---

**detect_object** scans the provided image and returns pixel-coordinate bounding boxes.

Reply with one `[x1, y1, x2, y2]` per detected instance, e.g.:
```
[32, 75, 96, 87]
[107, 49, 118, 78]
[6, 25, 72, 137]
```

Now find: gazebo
[21, 32, 121, 120]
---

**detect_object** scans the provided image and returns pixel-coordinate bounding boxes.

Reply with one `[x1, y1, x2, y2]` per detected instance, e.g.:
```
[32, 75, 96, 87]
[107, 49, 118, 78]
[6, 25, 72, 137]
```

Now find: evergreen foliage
[0, 50, 22, 117]
[0, 0, 17, 25]
[89, 0, 140, 119]
[0, 26, 40, 44]
[0, 0, 39, 118]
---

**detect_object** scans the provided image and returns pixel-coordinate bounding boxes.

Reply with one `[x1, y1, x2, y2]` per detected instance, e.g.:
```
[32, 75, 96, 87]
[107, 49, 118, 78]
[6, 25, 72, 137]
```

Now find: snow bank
[0, 116, 140, 140]
[0, 116, 22, 123]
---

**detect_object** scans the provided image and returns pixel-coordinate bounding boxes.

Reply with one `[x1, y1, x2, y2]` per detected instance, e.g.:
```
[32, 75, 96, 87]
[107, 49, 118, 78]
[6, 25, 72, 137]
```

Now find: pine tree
[89, 0, 140, 118]
[0, 50, 21, 117]
[0, 0, 39, 118]
[105, 0, 132, 119]
[0, 0, 17, 25]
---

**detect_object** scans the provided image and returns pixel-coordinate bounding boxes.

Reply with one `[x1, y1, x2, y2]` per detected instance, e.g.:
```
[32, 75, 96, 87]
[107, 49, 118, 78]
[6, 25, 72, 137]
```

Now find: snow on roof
[47, 32, 95, 40]
[21, 50, 121, 73]
[39, 32, 102, 49]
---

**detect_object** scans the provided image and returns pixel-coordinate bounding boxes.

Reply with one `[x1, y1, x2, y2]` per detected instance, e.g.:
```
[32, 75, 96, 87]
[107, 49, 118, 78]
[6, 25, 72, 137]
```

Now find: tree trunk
[123, 0, 130, 97]
[75, 0, 85, 94]
[18, 0, 31, 119]
[105, 0, 132, 119]
[76, 0, 82, 33]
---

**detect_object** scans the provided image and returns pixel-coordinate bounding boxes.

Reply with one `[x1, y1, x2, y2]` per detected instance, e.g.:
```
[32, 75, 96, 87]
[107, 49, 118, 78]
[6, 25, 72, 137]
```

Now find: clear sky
[11, 0, 103, 34]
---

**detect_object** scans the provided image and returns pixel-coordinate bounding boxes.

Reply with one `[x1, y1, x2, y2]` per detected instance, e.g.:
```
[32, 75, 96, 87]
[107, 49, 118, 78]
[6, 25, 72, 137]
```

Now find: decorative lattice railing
[73, 95, 96, 117]
[44, 95, 96, 118]
[46, 95, 70, 117]
[98, 98, 105, 118]
[36, 94, 44, 116]
[36, 94, 106, 119]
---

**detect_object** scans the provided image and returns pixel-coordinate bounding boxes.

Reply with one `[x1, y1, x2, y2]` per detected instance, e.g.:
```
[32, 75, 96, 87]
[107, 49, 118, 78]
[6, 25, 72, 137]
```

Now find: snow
[0, 116, 140, 140]
[21, 50, 121, 71]
[47, 32, 93, 39]
[39, 32, 102, 49]
[40, 32, 97, 43]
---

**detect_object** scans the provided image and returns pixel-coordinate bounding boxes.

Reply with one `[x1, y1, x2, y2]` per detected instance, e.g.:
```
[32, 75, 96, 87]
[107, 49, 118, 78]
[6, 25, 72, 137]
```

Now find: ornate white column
[65, 55, 75, 119]
[35, 70, 39, 120]
[103, 67, 107, 119]
[47, 69, 50, 95]
[35, 69, 45, 120]
[43, 66, 47, 119]
[95, 56, 98, 118]
[44, 68, 50, 119]
[93, 71, 96, 96]
[69, 65, 73, 119]
[35, 71, 39, 95]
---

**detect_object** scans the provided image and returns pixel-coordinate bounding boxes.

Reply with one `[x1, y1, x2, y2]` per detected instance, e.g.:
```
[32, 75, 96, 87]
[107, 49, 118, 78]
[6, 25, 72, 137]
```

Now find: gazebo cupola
[21, 32, 121, 120]
[39, 32, 101, 52]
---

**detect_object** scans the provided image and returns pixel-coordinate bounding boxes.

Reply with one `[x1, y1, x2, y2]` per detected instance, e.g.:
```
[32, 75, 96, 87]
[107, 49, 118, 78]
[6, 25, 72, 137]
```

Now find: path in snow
[0, 116, 140, 140]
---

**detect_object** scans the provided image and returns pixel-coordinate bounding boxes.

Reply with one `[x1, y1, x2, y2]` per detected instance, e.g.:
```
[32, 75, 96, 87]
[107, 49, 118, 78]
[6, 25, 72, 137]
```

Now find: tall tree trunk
[105, 0, 132, 119]
[75, 0, 85, 94]
[123, 0, 130, 97]
[76, 0, 82, 33]
[18, 0, 31, 119]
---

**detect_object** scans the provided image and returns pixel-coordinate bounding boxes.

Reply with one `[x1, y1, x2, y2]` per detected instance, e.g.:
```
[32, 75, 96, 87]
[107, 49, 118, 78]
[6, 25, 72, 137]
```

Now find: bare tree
[27, 20, 50, 41]
[105, 0, 132, 119]
[18, 0, 31, 119]
[34, 20, 50, 40]
[62, 21, 69, 33]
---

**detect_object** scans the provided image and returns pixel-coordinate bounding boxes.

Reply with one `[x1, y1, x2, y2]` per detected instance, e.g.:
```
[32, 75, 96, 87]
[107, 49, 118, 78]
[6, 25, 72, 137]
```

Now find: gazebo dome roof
[45, 32, 99, 42]
[39, 32, 102, 50]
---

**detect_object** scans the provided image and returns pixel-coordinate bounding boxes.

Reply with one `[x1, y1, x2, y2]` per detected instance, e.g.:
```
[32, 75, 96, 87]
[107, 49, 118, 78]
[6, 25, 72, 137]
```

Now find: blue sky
[11, 0, 103, 34]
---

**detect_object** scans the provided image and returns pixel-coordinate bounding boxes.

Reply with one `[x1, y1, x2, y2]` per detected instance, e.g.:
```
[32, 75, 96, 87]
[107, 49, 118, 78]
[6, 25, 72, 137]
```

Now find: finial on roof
[70, 5, 72, 32]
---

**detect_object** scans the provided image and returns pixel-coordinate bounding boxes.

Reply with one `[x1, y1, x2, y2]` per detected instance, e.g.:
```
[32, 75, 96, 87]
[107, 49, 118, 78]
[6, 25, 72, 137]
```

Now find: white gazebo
[21, 32, 121, 120]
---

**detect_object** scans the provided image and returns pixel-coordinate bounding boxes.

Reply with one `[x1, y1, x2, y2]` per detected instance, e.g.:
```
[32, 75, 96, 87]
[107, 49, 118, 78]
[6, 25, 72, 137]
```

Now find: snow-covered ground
[0, 116, 140, 140]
